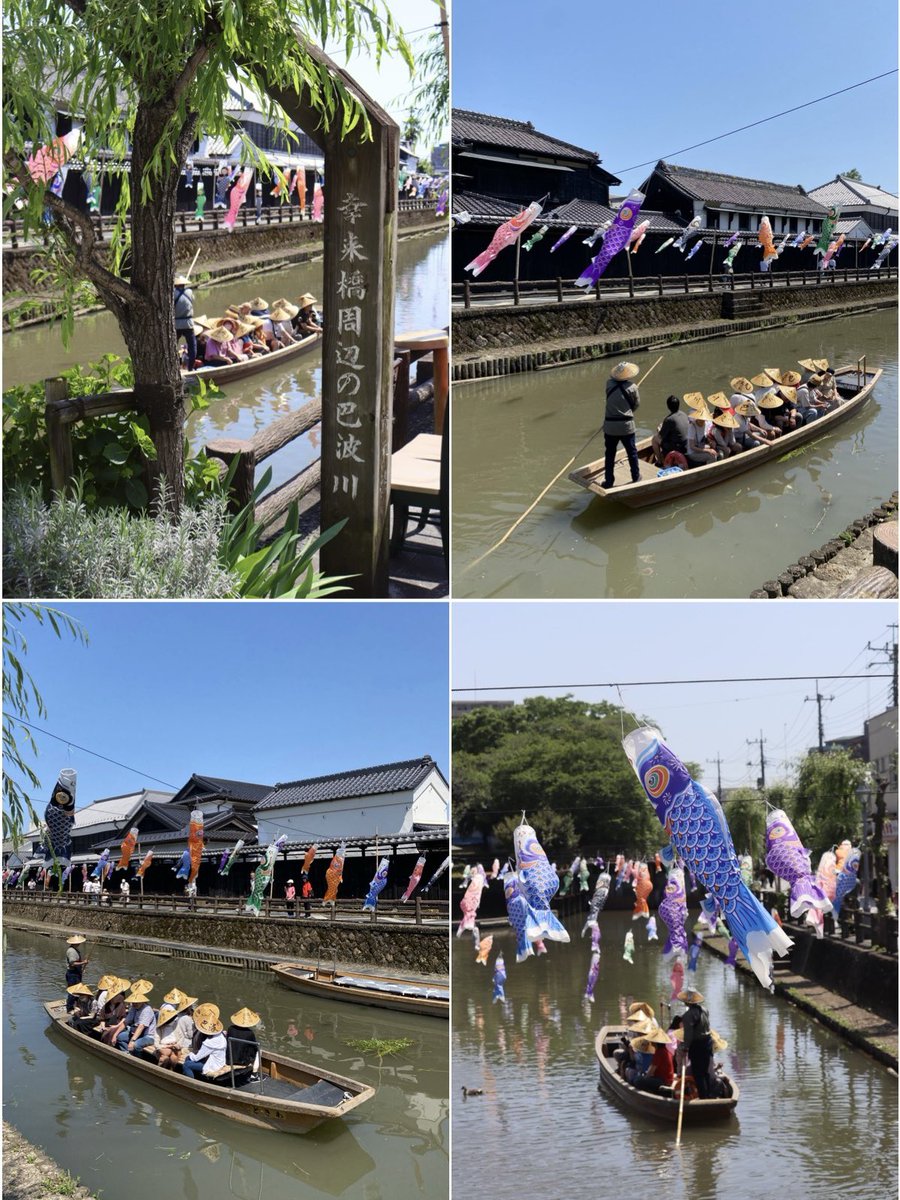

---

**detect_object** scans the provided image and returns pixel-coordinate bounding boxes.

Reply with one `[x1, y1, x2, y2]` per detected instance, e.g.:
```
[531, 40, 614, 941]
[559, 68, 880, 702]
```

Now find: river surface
[3, 926, 448, 1200]
[453, 309, 898, 597]
[453, 908, 897, 1200]
[2, 229, 447, 491]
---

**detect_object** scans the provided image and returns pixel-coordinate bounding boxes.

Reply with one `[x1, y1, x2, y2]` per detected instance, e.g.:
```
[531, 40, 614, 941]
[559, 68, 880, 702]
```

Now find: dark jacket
[226, 1025, 259, 1067]
[660, 410, 690, 455]
[604, 378, 640, 435]
[682, 1002, 710, 1048]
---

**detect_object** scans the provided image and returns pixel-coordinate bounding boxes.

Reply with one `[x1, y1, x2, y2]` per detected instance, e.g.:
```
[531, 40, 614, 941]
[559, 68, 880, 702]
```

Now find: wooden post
[45, 378, 74, 496]
[513, 237, 521, 305]
[708, 234, 717, 291]
[463, 279, 471, 309]
[625, 246, 634, 297]
[433, 340, 449, 436]
[204, 439, 256, 515]
[392, 351, 410, 452]
[556, 276, 563, 303]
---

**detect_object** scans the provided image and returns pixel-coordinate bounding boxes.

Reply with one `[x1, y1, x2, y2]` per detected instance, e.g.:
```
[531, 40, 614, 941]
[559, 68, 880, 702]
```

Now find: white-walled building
[254, 756, 448, 844]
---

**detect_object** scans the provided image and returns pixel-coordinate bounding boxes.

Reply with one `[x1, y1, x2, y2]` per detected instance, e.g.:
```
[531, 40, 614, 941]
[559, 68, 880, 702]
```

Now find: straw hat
[735, 400, 761, 417]
[630, 1036, 654, 1052]
[710, 1029, 729, 1052]
[758, 392, 784, 409]
[677, 988, 704, 1004]
[66, 935, 86, 946]
[124, 988, 151, 1005]
[107, 978, 130, 998]
[763, 368, 782, 384]
[646, 1026, 673, 1045]
[778, 386, 798, 403]
[269, 304, 294, 322]
[66, 983, 94, 997]
[808, 374, 824, 386]
[163, 987, 197, 1011]
[193, 1002, 220, 1026]
[190, 320, 208, 337]
[96, 974, 118, 992]
[798, 358, 828, 373]
[729, 377, 755, 396]
[780, 370, 802, 387]
[626, 1015, 657, 1035]
[274, 298, 299, 318]
[230, 1007, 261, 1029]
[713, 410, 740, 429]
[209, 318, 251, 339]
[297, 293, 318, 309]
[249, 297, 269, 311]
[156, 1003, 179, 1028]
[688, 406, 713, 422]
[750, 373, 774, 389]
[670, 1027, 685, 1041]
[173, 275, 190, 287]
[611, 362, 640, 381]
[706, 392, 732, 409]
[683, 392, 706, 410]
[131, 979, 153, 995]
[193, 315, 214, 329]
[242, 314, 266, 329]
[628, 1002, 656, 1019]
[195, 1007, 224, 1036]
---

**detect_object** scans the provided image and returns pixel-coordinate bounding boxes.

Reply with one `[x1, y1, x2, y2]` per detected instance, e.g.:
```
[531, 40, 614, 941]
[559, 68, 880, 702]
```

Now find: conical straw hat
[230, 1007, 261, 1028]
[729, 377, 755, 395]
[707, 392, 732, 409]
[683, 392, 706, 410]
[713, 410, 740, 428]
[758, 393, 784, 409]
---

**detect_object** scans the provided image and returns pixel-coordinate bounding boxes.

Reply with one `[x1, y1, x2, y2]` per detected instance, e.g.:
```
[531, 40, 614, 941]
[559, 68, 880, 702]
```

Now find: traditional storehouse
[808, 176, 897, 235]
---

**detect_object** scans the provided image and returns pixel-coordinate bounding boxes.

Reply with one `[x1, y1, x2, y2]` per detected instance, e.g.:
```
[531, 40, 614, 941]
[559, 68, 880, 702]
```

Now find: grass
[39, 1171, 81, 1197]
[345, 1037, 413, 1059]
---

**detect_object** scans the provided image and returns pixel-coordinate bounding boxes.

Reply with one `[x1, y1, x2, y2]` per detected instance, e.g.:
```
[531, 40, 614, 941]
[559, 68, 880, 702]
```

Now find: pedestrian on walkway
[285, 878, 296, 917]
[301, 872, 313, 918]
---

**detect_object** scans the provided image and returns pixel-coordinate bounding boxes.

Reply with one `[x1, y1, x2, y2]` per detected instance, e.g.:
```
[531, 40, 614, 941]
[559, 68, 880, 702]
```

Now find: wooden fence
[8, 889, 448, 926]
[453, 263, 898, 308]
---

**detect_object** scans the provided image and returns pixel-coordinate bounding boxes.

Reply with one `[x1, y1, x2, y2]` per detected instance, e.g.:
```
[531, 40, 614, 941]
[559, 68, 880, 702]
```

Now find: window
[789, 217, 798, 233]
[738, 212, 750, 230]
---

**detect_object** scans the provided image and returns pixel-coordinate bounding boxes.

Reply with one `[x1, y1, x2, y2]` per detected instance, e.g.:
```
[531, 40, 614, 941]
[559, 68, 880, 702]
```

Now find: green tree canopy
[842, 168, 863, 180]
[792, 748, 867, 856]
[723, 787, 770, 858]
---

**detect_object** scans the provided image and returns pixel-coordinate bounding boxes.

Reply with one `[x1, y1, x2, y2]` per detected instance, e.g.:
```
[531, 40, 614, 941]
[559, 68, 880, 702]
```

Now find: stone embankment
[452, 278, 896, 380]
[2, 1122, 96, 1200]
[2, 899, 448, 976]
[750, 493, 899, 598]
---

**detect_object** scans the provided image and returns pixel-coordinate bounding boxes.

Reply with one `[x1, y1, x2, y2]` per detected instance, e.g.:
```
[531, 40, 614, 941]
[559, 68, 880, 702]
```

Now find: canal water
[453, 908, 897, 1200]
[3, 926, 448, 1200]
[453, 308, 898, 597]
[2, 229, 447, 491]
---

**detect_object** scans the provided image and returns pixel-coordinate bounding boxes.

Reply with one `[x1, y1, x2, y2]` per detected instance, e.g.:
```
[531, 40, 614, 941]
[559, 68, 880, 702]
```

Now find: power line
[5, 716, 180, 790]
[452, 673, 892, 693]
[611, 69, 898, 176]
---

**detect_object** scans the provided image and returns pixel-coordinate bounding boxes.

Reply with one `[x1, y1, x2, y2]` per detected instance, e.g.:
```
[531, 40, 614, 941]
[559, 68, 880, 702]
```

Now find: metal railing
[452, 264, 898, 308]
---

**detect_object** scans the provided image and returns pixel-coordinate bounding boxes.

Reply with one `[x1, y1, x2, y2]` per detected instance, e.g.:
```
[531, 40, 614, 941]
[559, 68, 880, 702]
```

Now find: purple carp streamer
[492, 954, 507, 1003]
[765, 809, 831, 921]
[550, 225, 578, 253]
[514, 821, 569, 942]
[575, 190, 645, 288]
[832, 849, 861, 921]
[464, 202, 542, 277]
[624, 727, 792, 988]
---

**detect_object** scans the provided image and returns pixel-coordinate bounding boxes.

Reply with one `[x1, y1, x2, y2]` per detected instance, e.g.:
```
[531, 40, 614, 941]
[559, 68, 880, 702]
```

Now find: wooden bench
[389, 425, 448, 564]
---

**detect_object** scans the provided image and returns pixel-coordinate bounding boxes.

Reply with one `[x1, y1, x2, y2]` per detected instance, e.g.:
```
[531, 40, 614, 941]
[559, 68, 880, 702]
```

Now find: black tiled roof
[256, 756, 442, 811]
[647, 160, 828, 216]
[452, 108, 600, 165]
[171, 774, 272, 806]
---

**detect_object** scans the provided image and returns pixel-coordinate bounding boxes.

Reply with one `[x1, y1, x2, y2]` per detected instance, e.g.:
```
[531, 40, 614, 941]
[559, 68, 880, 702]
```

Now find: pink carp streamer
[457, 865, 487, 939]
[401, 855, 426, 902]
[575, 190, 644, 288]
[115, 827, 139, 872]
[223, 168, 253, 229]
[312, 181, 324, 222]
[187, 809, 204, 885]
[464, 201, 542, 277]
[323, 841, 346, 905]
[26, 130, 82, 184]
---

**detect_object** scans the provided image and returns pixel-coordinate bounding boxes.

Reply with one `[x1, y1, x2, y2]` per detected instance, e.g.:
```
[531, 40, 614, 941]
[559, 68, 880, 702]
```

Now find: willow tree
[3, 0, 409, 511]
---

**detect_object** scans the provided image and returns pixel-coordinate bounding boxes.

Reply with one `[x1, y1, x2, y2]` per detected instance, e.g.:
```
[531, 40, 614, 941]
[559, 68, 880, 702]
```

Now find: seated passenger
[651, 396, 690, 465]
[225, 1007, 261, 1076]
[792, 380, 820, 424]
[67, 983, 97, 1032]
[633, 1026, 676, 1093]
[269, 301, 299, 345]
[96, 978, 129, 1045]
[686, 407, 717, 466]
[817, 369, 839, 409]
[182, 1004, 228, 1080]
[294, 293, 322, 337]
[733, 403, 769, 450]
[805, 374, 830, 414]
[204, 318, 248, 366]
[711, 410, 741, 456]
[116, 988, 157, 1055]
[155, 989, 198, 1070]
[248, 296, 284, 349]
[244, 316, 273, 355]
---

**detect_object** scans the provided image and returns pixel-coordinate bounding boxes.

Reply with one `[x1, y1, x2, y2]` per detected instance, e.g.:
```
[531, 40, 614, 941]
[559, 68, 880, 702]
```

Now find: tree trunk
[122, 100, 187, 512]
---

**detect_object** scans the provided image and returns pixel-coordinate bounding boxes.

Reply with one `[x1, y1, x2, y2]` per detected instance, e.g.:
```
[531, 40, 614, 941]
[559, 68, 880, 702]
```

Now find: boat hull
[184, 330, 321, 385]
[45, 999, 374, 1133]
[570, 367, 882, 508]
[595, 1027, 738, 1122]
[271, 963, 449, 1018]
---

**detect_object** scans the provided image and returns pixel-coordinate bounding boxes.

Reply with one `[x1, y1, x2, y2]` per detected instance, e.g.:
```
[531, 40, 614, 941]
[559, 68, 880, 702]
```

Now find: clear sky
[452, 602, 897, 791]
[323, 0, 449, 149]
[452, 0, 899, 193]
[7, 602, 449, 818]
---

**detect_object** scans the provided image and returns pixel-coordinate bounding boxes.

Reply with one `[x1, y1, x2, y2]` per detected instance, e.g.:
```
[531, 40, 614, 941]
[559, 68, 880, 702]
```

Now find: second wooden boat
[183, 329, 321, 385]
[45, 998, 374, 1133]
[570, 363, 881, 508]
[595, 1026, 739, 1122]
[271, 962, 449, 1018]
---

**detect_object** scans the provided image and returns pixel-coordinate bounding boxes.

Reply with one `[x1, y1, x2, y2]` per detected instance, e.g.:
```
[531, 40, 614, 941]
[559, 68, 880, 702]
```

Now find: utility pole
[706, 754, 723, 799]
[867, 624, 898, 708]
[746, 732, 767, 790]
[804, 680, 834, 751]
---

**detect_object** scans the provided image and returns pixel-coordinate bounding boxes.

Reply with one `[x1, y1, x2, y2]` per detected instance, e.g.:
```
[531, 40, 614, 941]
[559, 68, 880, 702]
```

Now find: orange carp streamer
[758, 216, 777, 262]
[324, 841, 346, 905]
[135, 850, 153, 878]
[632, 862, 652, 918]
[476, 934, 494, 965]
[187, 809, 204, 885]
[834, 840, 852, 873]
[116, 827, 139, 871]
[301, 844, 318, 874]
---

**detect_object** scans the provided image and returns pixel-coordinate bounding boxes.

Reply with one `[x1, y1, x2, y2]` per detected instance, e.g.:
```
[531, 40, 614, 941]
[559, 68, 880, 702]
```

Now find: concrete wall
[787, 923, 897, 1022]
[408, 778, 450, 829]
[2, 899, 448, 974]
[452, 277, 898, 357]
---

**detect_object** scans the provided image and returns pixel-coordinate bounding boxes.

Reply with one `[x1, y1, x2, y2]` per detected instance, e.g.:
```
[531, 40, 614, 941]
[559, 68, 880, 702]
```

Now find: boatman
[602, 362, 642, 490]
[174, 274, 196, 368]
[679, 987, 713, 1099]
[64, 934, 88, 1011]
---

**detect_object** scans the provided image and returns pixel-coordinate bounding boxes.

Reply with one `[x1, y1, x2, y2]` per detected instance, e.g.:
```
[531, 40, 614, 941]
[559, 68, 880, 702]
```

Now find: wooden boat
[45, 998, 374, 1133]
[271, 962, 449, 1018]
[570, 363, 882, 508]
[183, 329, 321, 385]
[595, 1026, 739, 1122]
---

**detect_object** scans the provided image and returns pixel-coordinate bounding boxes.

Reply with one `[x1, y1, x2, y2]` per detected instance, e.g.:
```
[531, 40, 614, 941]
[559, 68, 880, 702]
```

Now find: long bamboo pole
[465, 355, 664, 572]
[184, 246, 202, 281]
[675, 1058, 688, 1145]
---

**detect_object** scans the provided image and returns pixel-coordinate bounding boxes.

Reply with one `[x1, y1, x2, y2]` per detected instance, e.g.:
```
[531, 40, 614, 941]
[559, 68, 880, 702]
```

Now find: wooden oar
[184, 246, 202, 281]
[465, 355, 664, 572]
[675, 1058, 687, 1145]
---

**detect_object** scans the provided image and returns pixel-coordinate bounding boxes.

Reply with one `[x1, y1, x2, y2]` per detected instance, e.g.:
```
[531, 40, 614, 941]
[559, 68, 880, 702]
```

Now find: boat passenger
[248, 297, 285, 349]
[270, 301, 299, 345]
[295, 293, 322, 338]
[602, 362, 642, 489]
[805, 374, 830, 416]
[651, 395, 690, 465]
[685, 407, 717, 467]
[679, 987, 714, 1099]
[711, 409, 741, 457]
[116, 988, 157, 1055]
[96, 977, 130, 1045]
[732, 402, 768, 450]
[155, 989, 197, 1070]
[174, 274, 196, 369]
[791, 378, 822, 425]
[226, 1007, 261, 1075]
[817, 369, 839, 409]
[65, 935, 88, 1011]
[632, 1026, 676, 1093]
[204, 318, 248, 366]
[182, 1004, 228, 1079]
[225, 307, 268, 356]
[67, 983, 97, 1032]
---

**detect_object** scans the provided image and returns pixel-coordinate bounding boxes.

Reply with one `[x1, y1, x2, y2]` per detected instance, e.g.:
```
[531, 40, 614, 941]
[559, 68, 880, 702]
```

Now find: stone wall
[787, 923, 897, 1022]
[452, 278, 897, 357]
[2, 900, 448, 975]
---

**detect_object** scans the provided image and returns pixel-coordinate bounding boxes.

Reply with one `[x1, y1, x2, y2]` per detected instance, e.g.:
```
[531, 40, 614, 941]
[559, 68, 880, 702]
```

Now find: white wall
[257, 789, 416, 845]
[403, 776, 449, 832]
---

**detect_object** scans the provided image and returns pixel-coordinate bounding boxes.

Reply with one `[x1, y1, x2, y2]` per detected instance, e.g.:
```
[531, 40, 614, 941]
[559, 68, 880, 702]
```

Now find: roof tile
[650, 160, 828, 216]
[256, 757, 441, 811]
[452, 108, 599, 164]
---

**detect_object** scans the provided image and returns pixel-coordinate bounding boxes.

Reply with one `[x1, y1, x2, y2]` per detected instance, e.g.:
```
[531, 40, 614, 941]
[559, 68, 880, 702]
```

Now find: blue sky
[452, 603, 897, 790]
[6, 603, 449, 815]
[452, 0, 898, 193]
